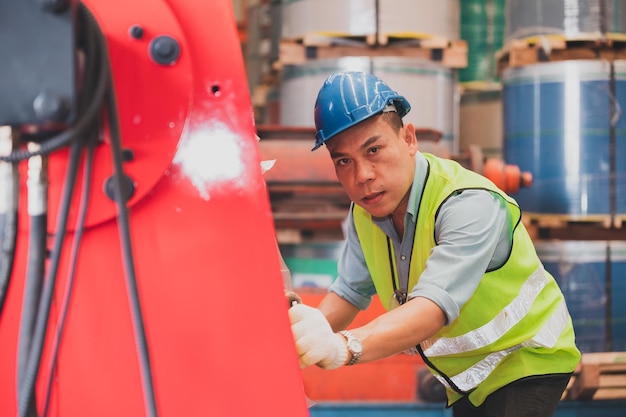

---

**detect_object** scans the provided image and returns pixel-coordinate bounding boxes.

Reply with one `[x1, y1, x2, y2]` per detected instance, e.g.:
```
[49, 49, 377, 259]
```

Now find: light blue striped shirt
[329, 152, 512, 323]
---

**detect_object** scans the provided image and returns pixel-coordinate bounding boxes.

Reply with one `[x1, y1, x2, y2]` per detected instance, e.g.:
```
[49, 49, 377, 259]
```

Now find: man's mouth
[361, 192, 384, 205]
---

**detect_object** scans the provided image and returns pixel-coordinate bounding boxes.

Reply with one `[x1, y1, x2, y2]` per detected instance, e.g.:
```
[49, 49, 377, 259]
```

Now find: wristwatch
[339, 330, 363, 366]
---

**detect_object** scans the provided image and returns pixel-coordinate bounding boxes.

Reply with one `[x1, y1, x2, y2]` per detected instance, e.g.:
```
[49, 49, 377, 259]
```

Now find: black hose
[17, 215, 47, 382]
[88, 3, 159, 413]
[17, 213, 47, 417]
[17, 139, 85, 417]
[105, 39, 160, 417]
[41, 127, 97, 417]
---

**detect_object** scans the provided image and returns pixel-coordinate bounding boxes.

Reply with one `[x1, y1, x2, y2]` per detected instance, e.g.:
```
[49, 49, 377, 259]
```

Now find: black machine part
[0, 0, 76, 130]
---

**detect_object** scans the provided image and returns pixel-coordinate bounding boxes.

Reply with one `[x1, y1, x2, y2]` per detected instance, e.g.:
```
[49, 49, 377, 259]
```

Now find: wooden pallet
[458, 80, 502, 93]
[376, 33, 463, 49]
[522, 213, 626, 240]
[277, 37, 468, 69]
[496, 34, 626, 74]
[523, 212, 617, 229]
[283, 32, 462, 48]
[563, 352, 626, 401]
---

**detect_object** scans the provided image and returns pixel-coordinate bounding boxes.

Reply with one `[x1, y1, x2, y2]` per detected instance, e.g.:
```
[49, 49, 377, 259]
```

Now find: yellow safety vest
[353, 154, 581, 406]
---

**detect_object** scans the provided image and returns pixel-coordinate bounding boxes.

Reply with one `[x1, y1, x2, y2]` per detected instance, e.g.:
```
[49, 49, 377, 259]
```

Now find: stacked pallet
[563, 352, 626, 401]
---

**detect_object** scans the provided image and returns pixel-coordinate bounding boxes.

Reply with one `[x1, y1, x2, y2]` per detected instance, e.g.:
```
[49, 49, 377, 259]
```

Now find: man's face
[325, 115, 418, 219]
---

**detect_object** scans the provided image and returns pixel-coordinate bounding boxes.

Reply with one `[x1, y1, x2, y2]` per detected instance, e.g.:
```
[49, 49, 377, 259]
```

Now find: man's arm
[318, 291, 446, 363]
[346, 296, 445, 363]
[317, 292, 360, 332]
[291, 294, 445, 368]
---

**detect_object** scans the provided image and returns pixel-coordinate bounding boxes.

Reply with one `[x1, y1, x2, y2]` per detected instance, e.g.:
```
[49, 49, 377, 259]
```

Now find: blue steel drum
[610, 241, 626, 351]
[613, 61, 626, 215]
[535, 241, 607, 353]
[503, 60, 616, 217]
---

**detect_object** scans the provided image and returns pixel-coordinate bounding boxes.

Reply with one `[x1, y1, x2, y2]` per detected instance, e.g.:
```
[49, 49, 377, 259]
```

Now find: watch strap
[339, 330, 362, 366]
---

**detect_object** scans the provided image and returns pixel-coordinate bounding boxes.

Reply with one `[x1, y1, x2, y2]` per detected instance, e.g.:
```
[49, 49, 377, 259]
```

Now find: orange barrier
[299, 290, 426, 401]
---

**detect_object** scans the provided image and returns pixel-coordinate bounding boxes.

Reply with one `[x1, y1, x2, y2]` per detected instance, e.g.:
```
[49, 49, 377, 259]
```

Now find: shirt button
[401, 255, 406, 261]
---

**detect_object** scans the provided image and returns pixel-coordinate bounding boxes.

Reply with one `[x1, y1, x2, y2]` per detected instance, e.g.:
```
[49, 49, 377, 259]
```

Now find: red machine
[0, 1, 309, 416]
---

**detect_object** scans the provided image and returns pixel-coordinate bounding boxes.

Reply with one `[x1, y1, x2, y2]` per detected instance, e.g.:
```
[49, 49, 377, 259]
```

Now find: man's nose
[355, 162, 375, 185]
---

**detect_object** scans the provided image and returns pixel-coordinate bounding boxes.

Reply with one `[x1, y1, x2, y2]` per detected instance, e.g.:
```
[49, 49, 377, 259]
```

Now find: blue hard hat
[312, 71, 411, 151]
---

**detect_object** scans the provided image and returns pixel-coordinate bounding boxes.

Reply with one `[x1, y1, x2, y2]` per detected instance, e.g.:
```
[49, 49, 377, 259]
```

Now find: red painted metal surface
[0, 1, 309, 416]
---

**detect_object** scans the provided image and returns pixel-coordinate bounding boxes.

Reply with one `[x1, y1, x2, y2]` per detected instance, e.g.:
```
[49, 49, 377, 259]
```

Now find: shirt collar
[406, 152, 428, 222]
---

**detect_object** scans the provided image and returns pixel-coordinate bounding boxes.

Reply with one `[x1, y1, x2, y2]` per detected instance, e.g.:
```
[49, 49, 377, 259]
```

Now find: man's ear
[403, 123, 418, 155]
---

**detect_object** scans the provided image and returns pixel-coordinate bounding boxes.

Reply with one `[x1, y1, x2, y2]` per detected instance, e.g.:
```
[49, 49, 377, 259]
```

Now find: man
[289, 71, 581, 417]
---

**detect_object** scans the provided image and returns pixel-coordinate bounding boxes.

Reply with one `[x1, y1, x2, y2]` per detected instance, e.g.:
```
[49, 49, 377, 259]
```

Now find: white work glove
[289, 304, 348, 370]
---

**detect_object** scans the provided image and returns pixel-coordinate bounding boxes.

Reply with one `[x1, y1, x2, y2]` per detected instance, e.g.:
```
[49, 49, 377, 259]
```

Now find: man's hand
[289, 304, 348, 369]
[285, 290, 302, 308]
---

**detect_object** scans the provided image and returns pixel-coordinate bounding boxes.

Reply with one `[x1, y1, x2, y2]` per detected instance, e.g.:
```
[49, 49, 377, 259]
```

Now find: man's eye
[336, 158, 349, 166]
[369, 147, 379, 154]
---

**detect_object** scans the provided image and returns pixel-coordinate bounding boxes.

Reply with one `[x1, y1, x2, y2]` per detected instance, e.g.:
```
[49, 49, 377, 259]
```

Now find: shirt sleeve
[328, 210, 377, 310]
[408, 189, 511, 324]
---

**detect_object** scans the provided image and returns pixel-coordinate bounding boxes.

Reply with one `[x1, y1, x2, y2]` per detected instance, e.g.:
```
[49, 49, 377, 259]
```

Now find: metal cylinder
[280, 57, 459, 154]
[378, 0, 459, 41]
[280, 0, 459, 42]
[502, 59, 624, 218]
[280, 0, 376, 40]
[505, 0, 626, 42]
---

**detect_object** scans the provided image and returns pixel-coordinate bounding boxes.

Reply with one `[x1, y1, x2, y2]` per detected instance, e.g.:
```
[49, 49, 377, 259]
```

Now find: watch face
[347, 339, 362, 354]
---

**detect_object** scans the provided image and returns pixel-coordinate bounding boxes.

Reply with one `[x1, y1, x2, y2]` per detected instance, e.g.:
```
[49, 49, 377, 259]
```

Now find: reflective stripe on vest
[421, 264, 551, 356]
[430, 286, 570, 392]
[433, 299, 569, 392]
